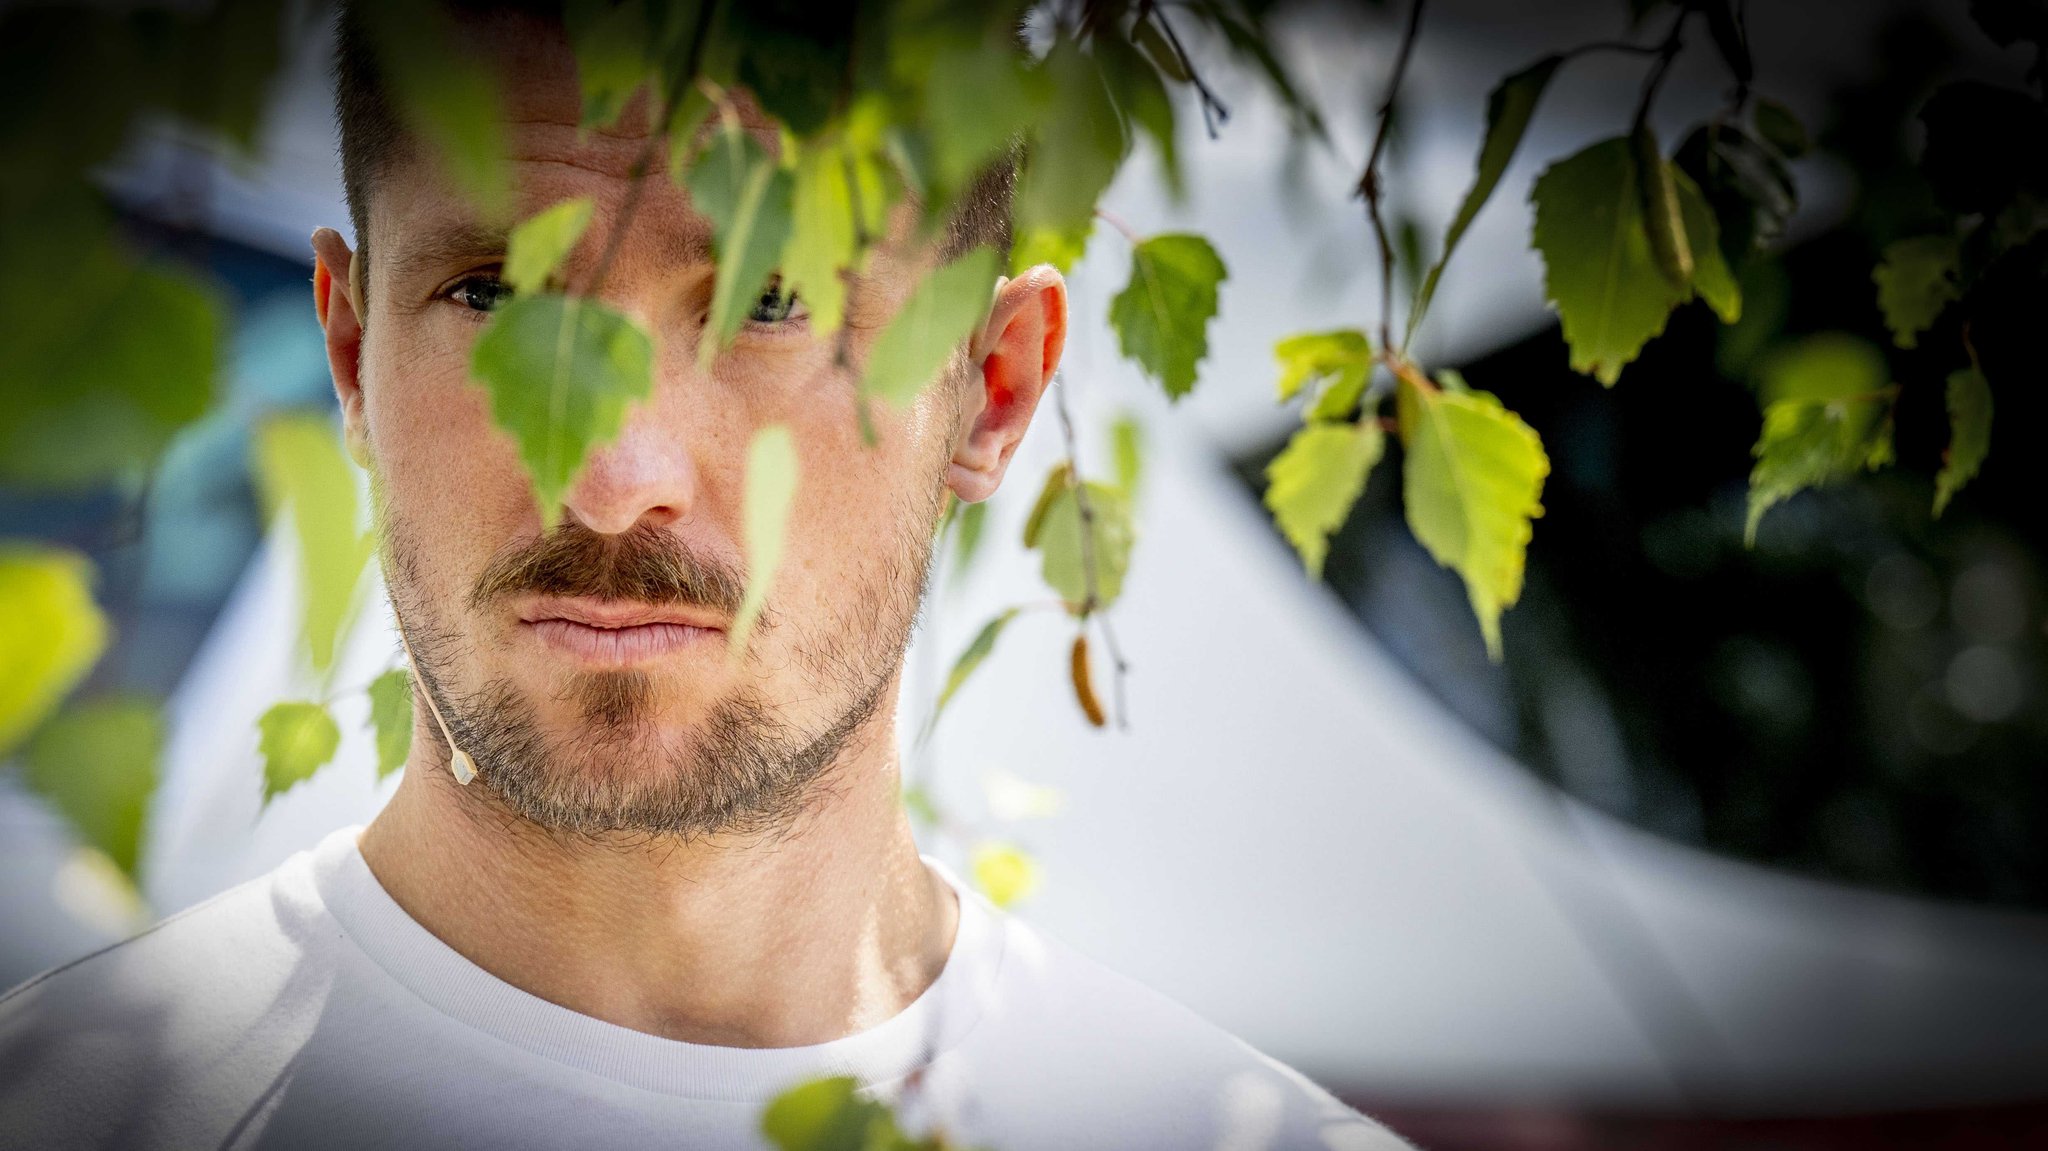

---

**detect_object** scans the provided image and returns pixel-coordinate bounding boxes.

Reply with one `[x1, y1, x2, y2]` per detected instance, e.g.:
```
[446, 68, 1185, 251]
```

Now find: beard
[374, 448, 948, 844]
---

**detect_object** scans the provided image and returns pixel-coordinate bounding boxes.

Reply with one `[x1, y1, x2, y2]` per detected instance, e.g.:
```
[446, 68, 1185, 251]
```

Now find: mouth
[516, 597, 726, 665]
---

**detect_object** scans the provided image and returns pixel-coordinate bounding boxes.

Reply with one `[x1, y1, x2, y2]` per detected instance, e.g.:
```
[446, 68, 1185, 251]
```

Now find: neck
[356, 677, 957, 1048]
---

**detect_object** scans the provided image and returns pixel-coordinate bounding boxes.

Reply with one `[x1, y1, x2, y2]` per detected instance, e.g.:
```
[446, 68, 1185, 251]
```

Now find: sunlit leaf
[1107, 233, 1225, 400]
[971, 841, 1041, 908]
[1010, 218, 1093, 276]
[1873, 235, 1960, 350]
[951, 497, 988, 575]
[1409, 54, 1561, 343]
[860, 245, 1000, 408]
[502, 197, 594, 294]
[1757, 332, 1887, 405]
[367, 668, 414, 780]
[0, 545, 109, 758]
[564, 0, 653, 130]
[0, 230, 219, 490]
[778, 139, 859, 337]
[1634, 125, 1694, 288]
[1272, 329, 1373, 420]
[253, 415, 375, 675]
[921, 607, 1020, 744]
[1264, 419, 1385, 580]
[259, 700, 342, 804]
[1532, 136, 1688, 385]
[470, 293, 655, 520]
[1935, 366, 1993, 517]
[1111, 413, 1144, 497]
[1014, 40, 1125, 246]
[925, 30, 1042, 198]
[1022, 461, 1072, 549]
[729, 424, 799, 657]
[24, 697, 159, 878]
[1745, 389, 1896, 544]
[761, 1075, 899, 1151]
[688, 121, 795, 366]
[1675, 167, 1741, 323]
[1035, 480, 1135, 613]
[357, 0, 510, 218]
[1398, 374, 1550, 659]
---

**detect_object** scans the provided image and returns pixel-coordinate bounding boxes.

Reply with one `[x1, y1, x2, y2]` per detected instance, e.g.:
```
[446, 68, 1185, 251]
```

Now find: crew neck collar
[307, 823, 1006, 1101]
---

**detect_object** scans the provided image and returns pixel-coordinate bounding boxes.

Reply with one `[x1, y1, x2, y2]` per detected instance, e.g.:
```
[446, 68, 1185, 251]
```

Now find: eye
[747, 277, 805, 326]
[446, 274, 514, 314]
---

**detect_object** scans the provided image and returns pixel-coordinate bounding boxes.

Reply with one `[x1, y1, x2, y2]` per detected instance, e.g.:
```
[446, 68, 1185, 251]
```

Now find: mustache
[467, 519, 747, 616]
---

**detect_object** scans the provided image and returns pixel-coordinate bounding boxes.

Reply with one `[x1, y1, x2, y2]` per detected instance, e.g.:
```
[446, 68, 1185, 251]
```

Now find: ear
[948, 264, 1067, 504]
[311, 227, 371, 468]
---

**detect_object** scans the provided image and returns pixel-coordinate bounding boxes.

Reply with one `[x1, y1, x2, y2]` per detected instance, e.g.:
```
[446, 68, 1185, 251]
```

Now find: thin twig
[1142, 0, 1230, 139]
[1631, 8, 1689, 132]
[1354, 0, 1426, 354]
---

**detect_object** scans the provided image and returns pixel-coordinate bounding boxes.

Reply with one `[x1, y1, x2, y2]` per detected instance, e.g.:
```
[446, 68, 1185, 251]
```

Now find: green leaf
[366, 668, 414, 780]
[1272, 329, 1374, 420]
[688, 122, 796, 367]
[1745, 388, 1896, 544]
[925, 31, 1043, 198]
[1134, 18, 1190, 83]
[971, 841, 1040, 908]
[1675, 167, 1742, 323]
[859, 245, 1000, 408]
[1873, 235, 1960, 350]
[1757, 332, 1888, 405]
[920, 607, 1020, 745]
[253, 415, 375, 676]
[1531, 136, 1689, 386]
[1107, 234, 1226, 400]
[1014, 40, 1126, 243]
[1035, 480, 1135, 614]
[258, 700, 342, 804]
[761, 1076, 899, 1151]
[1398, 375, 1550, 660]
[900, 784, 941, 828]
[1752, 97, 1809, 158]
[0, 234, 220, 490]
[502, 197, 594, 295]
[1264, 420, 1385, 580]
[1111, 413, 1144, 497]
[564, 0, 653, 130]
[0, 545, 109, 757]
[729, 424, 799, 656]
[1010, 218, 1093, 276]
[1098, 31, 1181, 198]
[470, 293, 656, 520]
[1021, 461, 1072, 549]
[1408, 55, 1561, 344]
[359, 0, 510, 218]
[23, 697, 160, 878]
[1935, 366, 1993, 517]
[951, 497, 988, 575]
[778, 140, 859, 338]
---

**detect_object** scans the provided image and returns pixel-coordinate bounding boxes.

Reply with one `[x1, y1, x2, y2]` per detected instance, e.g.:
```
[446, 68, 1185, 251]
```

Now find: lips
[517, 597, 726, 664]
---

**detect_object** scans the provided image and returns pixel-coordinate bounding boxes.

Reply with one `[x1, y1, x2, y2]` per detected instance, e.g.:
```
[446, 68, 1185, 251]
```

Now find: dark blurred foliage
[1240, 5, 2048, 910]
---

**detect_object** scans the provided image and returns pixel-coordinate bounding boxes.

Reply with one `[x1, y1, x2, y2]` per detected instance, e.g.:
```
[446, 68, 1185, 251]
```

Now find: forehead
[367, 10, 782, 249]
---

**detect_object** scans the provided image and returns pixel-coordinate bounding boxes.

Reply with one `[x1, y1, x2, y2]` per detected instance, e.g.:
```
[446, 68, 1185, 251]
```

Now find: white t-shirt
[0, 824, 1410, 1150]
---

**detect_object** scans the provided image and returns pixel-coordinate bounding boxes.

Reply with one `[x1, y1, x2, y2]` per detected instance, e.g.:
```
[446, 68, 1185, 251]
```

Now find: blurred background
[3, 0, 2046, 1148]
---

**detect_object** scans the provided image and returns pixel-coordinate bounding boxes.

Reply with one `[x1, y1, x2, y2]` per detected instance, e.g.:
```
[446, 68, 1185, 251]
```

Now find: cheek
[363, 321, 533, 591]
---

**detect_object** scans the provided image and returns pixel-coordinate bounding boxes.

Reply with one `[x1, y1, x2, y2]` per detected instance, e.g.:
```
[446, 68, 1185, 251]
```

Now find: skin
[308, 14, 1066, 1047]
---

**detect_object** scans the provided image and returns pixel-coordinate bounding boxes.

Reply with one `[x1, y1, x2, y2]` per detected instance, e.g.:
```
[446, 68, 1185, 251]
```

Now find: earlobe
[949, 264, 1067, 504]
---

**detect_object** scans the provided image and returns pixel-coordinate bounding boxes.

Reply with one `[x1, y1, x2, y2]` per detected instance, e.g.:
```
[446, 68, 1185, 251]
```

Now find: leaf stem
[1355, 0, 1427, 355]
[1630, 8, 1689, 134]
[1048, 370, 1131, 727]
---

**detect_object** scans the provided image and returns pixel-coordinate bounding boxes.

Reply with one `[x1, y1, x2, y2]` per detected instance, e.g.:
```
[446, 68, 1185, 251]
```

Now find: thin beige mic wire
[390, 616, 479, 786]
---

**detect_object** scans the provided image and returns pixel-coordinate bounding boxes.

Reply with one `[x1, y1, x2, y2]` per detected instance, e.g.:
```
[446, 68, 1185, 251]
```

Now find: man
[0, 4, 1410, 1148]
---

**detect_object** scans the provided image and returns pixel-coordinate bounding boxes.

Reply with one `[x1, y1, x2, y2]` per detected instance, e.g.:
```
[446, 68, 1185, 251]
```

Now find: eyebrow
[385, 221, 511, 290]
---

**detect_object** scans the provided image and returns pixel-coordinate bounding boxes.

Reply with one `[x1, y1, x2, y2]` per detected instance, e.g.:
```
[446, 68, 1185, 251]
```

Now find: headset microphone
[390, 618, 479, 786]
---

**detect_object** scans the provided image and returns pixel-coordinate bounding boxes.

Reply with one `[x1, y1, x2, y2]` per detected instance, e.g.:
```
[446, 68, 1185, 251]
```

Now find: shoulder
[937, 896, 1415, 1151]
[0, 842, 342, 1145]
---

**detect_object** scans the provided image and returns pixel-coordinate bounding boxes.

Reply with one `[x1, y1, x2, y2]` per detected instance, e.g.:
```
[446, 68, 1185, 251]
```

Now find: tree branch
[1355, 0, 1427, 354]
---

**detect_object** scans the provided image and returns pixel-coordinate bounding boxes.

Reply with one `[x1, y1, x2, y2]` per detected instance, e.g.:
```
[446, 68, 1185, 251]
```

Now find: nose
[558, 398, 698, 535]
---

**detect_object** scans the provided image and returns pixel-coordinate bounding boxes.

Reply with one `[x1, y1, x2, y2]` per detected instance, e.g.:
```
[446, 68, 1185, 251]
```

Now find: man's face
[341, 17, 988, 840]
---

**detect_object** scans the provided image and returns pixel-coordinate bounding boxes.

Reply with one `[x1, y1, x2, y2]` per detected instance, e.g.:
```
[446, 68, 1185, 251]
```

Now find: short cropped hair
[331, 0, 1018, 305]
